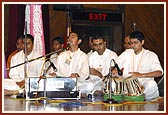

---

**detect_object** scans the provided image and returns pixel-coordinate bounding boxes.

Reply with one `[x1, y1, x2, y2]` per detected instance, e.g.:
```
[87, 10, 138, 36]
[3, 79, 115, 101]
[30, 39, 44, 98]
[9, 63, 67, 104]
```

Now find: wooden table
[3, 95, 165, 112]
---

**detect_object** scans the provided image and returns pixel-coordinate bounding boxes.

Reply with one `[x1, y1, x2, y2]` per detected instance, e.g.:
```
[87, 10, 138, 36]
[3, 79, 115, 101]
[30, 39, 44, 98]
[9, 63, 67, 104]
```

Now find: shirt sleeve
[9, 55, 23, 82]
[77, 54, 90, 83]
[151, 52, 164, 75]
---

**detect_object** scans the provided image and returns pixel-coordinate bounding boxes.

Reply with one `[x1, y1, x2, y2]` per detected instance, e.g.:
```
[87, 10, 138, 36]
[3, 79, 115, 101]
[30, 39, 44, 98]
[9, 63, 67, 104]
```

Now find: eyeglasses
[130, 41, 140, 45]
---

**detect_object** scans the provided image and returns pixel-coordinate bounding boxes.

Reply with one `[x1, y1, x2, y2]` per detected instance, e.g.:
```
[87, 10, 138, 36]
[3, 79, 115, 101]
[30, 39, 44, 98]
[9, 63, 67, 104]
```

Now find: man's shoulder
[144, 49, 157, 56]
[105, 48, 118, 56]
[122, 49, 134, 54]
[50, 53, 58, 58]
[9, 50, 18, 57]
[11, 50, 23, 59]
[7, 50, 18, 61]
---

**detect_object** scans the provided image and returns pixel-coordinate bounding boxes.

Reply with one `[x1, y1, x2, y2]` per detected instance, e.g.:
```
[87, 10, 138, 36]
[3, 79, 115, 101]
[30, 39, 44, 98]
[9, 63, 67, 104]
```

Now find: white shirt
[118, 48, 163, 99]
[50, 53, 58, 64]
[119, 48, 163, 80]
[9, 50, 45, 82]
[89, 48, 119, 77]
[87, 50, 94, 57]
[56, 48, 89, 83]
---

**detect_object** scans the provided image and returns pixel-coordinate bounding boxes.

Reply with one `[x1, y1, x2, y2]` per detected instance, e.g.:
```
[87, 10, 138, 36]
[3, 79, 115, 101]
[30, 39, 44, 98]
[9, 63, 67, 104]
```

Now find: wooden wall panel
[125, 4, 164, 68]
[49, 4, 164, 68]
[49, 4, 67, 51]
[4, 4, 9, 55]
[4, 4, 164, 69]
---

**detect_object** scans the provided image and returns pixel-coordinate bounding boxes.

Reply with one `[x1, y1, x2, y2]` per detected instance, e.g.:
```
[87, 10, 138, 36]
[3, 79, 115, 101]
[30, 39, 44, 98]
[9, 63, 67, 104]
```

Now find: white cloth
[87, 48, 119, 94]
[45, 53, 58, 74]
[118, 48, 163, 100]
[3, 79, 24, 93]
[87, 50, 94, 57]
[56, 48, 89, 92]
[9, 50, 45, 81]
[6, 50, 45, 93]
[46, 50, 66, 74]
[50, 53, 58, 64]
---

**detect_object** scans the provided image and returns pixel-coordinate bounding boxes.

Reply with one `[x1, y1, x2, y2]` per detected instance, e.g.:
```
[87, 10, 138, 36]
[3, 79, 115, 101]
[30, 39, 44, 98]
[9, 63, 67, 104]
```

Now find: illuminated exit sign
[71, 11, 123, 22]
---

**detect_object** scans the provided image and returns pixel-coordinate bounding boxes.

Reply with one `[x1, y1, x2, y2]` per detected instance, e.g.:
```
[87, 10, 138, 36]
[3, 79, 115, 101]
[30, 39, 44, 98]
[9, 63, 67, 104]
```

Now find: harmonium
[25, 76, 81, 100]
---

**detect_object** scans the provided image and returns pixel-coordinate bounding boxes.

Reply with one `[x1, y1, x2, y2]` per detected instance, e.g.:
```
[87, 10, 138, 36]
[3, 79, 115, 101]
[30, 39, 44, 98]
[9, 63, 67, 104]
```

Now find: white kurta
[118, 48, 163, 100]
[9, 50, 45, 81]
[87, 50, 94, 57]
[50, 53, 58, 64]
[56, 48, 89, 84]
[46, 50, 66, 75]
[5, 50, 45, 93]
[88, 48, 119, 93]
[45, 53, 58, 74]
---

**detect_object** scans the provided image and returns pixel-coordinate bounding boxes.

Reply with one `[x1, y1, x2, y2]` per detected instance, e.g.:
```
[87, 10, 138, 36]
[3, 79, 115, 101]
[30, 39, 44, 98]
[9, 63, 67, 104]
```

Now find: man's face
[16, 38, 23, 51]
[52, 40, 63, 51]
[89, 37, 95, 51]
[23, 38, 34, 55]
[93, 38, 106, 55]
[68, 32, 79, 46]
[124, 36, 131, 49]
[130, 38, 144, 54]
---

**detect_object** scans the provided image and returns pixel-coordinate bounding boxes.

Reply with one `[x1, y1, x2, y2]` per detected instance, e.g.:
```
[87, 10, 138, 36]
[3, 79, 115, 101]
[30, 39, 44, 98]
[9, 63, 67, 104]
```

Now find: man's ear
[104, 41, 106, 46]
[142, 40, 145, 45]
[78, 39, 82, 45]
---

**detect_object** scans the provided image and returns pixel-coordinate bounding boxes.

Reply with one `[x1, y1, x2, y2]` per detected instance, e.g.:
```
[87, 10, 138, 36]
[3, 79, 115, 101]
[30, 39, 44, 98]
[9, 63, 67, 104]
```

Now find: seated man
[50, 36, 65, 63]
[6, 36, 23, 78]
[123, 35, 132, 50]
[87, 36, 95, 57]
[88, 35, 120, 95]
[46, 36, 65, 75]
[4, 34, 45, 96]
[55, 32, 90, 94]
[118, 31, 163, 100]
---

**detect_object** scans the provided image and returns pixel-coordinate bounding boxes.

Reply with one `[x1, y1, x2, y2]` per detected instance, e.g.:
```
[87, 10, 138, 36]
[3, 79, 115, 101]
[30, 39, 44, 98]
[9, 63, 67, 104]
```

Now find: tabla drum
[123, 76, 144, 96]
[103, 75, 145, 102]
[103, 75, 144, 96]
[103, 76, 125, 95]
[102, 76, 124, 102]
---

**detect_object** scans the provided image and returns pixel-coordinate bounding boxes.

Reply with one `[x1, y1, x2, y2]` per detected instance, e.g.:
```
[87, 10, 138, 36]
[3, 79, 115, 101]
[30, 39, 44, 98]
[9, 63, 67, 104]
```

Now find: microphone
[112, 59, 123, 76]
[66, 43, 70, 50]
[46, 59, 57, 72]
[66, 38, 72, 50]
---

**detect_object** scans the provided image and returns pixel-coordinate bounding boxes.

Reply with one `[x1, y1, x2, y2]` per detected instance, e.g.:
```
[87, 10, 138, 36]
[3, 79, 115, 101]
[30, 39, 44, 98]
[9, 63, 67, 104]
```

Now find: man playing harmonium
[54, 32, 90, 95]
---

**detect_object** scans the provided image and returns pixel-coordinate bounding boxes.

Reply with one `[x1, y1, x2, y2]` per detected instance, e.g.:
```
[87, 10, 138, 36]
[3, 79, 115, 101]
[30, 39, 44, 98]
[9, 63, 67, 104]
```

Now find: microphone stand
[104, 59, 118, 104]
[23, 21, 28, 98]
[42, 68, 47, 104]
[6, 49, 63, 71]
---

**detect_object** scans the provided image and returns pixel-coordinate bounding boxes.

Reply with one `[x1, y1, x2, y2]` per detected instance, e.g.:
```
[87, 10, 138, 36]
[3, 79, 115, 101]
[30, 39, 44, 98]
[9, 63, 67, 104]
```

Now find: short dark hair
[16, 35, 23, 41]
[22, 34, 34, 43]
[130, 31, 144, 41]
[93, 35, 105, 41]
[69, 32, 82, 40]
[52, 36, 64, 44]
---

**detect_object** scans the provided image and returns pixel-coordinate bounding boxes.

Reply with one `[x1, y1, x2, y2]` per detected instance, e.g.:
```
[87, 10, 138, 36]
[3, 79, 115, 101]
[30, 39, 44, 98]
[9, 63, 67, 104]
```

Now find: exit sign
[71, 11, 123, 22]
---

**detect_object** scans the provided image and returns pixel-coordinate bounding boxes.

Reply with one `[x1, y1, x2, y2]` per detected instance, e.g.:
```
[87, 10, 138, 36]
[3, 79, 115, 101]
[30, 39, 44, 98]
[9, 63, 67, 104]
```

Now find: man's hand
[16, 80, 25, 88]
[49, 72, 56, 76]
[129, 72, 143, 78]
[4, 89, 19, 96]
[90, 68, 103, 78]
[70, 73, 79, 78]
